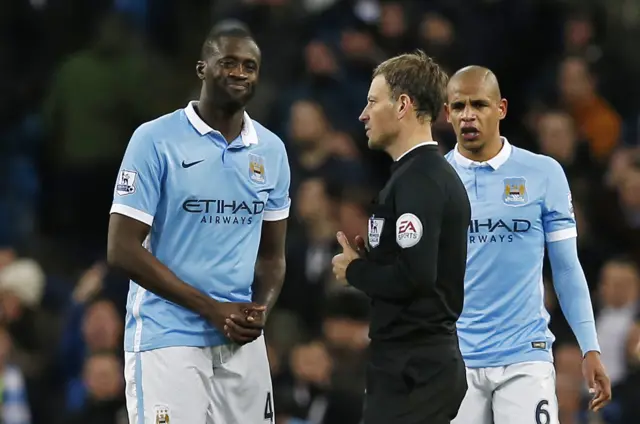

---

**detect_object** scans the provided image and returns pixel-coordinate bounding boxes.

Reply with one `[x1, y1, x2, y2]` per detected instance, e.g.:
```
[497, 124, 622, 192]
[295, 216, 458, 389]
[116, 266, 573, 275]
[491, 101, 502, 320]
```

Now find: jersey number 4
[264, 391, 274, 422]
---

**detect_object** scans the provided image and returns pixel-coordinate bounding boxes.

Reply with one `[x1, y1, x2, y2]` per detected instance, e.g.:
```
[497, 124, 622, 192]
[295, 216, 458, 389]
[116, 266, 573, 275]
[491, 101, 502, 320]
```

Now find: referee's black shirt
[346, 143, 471, 346]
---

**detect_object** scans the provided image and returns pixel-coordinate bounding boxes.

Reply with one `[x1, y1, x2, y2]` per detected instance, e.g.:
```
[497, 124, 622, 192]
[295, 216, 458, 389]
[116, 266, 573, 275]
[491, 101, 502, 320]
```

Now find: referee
[332, 51, 471, 424]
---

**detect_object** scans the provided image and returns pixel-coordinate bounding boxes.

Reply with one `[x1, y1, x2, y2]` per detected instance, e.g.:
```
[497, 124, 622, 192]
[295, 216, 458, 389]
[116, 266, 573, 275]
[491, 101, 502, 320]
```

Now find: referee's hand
[332, 231, 363, 282]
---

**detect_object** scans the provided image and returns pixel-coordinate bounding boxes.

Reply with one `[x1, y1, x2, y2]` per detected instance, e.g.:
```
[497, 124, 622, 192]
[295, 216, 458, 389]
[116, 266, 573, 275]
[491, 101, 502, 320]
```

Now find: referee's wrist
[345, 257, 365, 283]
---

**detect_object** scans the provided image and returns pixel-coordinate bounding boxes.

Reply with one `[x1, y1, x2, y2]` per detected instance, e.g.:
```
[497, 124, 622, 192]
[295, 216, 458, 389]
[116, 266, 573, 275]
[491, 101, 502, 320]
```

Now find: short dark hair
[201, 22, 254, 59]
[373, 50, 448, 123]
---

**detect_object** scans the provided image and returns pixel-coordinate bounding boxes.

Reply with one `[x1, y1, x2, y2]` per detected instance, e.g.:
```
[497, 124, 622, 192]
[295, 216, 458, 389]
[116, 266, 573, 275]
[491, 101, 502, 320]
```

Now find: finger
[332, 263, 342, 277]
[228, 315, 263, 329]
[244, 303, 267, 312]
[585, 369, 596, 392]
[246, 309, 265, 322]
[592, 377, 612, 411]
[588, 385, 601, 409]
[336, 231, 352, 251]
[225, 318, 263, 338]
[225, 331, 256, 345]
[354, 235, 366, 252]
[591, 392, 607, 411]
[240, 304, 266, 317]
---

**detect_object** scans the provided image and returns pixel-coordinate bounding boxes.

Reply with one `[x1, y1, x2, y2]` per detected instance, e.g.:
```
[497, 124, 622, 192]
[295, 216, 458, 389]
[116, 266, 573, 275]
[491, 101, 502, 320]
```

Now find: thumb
[336, 231, 353, 251]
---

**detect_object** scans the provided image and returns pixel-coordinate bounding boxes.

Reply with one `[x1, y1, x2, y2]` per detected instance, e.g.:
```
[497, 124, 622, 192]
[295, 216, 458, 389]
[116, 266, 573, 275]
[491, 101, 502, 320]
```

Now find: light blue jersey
[111, 101, 291, 353]
[445, 138, 598, 367]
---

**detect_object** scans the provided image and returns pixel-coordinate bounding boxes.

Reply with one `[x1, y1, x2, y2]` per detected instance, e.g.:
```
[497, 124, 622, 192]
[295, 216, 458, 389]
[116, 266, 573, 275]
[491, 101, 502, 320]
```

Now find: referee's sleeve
[346, 172, 443, 299]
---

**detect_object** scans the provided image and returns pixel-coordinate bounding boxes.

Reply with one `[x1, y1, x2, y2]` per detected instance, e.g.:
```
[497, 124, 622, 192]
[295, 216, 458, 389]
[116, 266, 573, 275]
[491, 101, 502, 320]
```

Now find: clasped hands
[209, 302, 267, 345]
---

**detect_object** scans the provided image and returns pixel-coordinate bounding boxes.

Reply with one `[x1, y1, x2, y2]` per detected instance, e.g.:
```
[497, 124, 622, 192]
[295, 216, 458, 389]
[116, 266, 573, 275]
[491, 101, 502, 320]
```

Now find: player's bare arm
[107, 213, 261, 334]
[253, 219, 287, 315]
[225, 219, 287, 343]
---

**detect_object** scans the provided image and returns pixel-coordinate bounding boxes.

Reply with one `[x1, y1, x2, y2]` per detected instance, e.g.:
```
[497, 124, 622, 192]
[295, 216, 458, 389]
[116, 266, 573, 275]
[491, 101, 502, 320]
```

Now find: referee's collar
[185, 101, 258, 146]
[453, 137, 511, 170]
[395, 141, 439, 162]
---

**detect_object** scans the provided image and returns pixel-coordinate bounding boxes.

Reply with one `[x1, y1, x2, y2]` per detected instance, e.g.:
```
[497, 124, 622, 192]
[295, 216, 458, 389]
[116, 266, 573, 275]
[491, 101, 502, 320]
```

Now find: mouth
[226, 82, 249, 92]
[460, 126, 480, 142]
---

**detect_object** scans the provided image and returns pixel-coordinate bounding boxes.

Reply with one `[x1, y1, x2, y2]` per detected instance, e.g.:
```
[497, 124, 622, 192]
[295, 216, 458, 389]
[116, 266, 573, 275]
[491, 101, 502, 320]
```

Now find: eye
[471, 101, 489, 109]
[220, 59, 236, 68]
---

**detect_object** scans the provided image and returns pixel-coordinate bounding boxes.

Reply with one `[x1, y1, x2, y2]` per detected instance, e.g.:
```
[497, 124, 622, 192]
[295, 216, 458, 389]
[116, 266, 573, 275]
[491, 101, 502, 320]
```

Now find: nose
[359, 108, 368, 123]
[228, 65, 247, 80]
[461, 106, 475, 121]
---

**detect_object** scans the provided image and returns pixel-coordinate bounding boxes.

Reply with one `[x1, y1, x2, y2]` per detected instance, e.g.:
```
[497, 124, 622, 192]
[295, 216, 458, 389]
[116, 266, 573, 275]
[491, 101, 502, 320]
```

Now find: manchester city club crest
[502, 177, 528, 206]
[248, 153, 266, 184]
[155, 405, 170, 424]
[368, 216, 384, 248]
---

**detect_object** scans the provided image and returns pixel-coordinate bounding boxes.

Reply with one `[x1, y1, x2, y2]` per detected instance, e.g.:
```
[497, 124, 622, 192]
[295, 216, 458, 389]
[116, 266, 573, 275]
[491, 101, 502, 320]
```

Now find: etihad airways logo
[182, 199, 264, 225]
[468, 218, 531, 244]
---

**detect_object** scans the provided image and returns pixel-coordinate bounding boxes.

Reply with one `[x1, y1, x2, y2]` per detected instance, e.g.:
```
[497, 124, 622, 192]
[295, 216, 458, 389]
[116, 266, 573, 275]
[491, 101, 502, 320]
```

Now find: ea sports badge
[396, 213, 423, 248]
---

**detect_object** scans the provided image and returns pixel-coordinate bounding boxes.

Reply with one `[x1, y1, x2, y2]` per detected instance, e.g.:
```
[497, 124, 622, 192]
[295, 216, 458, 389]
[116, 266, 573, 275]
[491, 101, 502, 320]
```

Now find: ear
[444, 103, 451, 123]
[396, 94, 411, 120]
[196, 61, 206, 80]
[498, 98, 508, 121]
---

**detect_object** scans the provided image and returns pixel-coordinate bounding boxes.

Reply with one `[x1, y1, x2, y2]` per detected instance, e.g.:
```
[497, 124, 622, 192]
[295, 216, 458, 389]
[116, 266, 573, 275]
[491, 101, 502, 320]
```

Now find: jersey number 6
[535, 399, 550, 424]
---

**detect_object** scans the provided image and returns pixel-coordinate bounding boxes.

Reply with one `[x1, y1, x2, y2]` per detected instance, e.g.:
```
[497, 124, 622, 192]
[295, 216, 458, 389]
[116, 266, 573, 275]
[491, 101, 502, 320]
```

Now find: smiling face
[197, 35, 261, 111]
[445, 72, 507, 155]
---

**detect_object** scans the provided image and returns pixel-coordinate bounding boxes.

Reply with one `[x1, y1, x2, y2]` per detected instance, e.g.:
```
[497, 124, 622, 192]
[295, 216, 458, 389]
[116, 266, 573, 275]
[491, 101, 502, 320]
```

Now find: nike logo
[181, 159, 204, 168]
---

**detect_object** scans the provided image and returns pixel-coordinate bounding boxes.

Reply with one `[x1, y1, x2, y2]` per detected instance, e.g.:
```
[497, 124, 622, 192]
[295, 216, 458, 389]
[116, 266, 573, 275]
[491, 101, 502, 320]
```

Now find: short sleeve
[264, 145, 291, 222]
[110, 125, 163, 226]
[542, 158, 577, 243]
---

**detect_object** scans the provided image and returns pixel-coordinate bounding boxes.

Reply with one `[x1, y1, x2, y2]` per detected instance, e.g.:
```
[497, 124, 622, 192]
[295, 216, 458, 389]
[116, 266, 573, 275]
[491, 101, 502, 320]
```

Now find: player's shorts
[363, 343, 467, 424]
[451, 361, 558, 424]
[123, 335, 274, 424]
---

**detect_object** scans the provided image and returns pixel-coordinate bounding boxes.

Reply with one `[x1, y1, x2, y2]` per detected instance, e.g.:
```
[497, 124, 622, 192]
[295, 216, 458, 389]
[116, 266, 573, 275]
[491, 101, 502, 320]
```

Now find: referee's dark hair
[373, 50, 448, 124]
[201, 20, 255, 60]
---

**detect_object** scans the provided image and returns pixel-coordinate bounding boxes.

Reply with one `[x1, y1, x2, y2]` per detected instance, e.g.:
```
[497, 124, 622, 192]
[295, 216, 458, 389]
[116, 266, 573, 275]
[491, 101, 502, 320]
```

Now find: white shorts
[451, 361, 558, 424]
[124, 335, 274, 424]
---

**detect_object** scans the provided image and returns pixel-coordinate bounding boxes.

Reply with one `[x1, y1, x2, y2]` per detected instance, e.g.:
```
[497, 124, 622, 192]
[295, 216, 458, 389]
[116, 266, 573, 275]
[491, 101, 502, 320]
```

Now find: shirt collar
[395, 141, 438, 162]
[184, 101, 258, 146]
[453, 137, 511, 170]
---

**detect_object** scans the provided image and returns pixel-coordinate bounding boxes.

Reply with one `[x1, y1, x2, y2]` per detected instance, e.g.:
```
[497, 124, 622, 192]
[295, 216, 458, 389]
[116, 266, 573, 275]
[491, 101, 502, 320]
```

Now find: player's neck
[459, 136, 503, 162]
[195, 100, 245, 143]
[388, 124, 434, 162]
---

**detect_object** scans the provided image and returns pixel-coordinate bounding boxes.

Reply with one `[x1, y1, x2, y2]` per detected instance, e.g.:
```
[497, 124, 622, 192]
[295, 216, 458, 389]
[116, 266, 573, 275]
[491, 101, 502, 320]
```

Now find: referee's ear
[397, 94, 411, 119]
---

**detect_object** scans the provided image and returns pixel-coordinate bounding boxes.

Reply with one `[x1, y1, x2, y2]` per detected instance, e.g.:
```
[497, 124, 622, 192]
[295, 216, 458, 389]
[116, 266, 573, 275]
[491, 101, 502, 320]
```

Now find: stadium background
[1, 0, 639, 423]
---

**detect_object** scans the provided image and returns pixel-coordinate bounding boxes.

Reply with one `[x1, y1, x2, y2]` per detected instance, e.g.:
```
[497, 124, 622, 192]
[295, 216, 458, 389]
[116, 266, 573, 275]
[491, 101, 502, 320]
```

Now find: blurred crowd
[1, 0, 640, 423]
